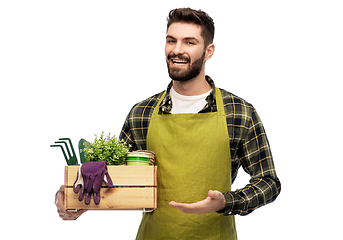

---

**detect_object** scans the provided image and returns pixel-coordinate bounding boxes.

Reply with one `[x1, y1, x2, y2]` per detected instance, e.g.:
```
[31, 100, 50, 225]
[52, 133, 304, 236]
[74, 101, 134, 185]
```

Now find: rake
[50, 138, 88, 165]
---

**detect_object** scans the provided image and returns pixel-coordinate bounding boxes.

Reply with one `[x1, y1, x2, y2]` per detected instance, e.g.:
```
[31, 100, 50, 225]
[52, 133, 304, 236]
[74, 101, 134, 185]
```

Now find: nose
[172, 41, 184, 56]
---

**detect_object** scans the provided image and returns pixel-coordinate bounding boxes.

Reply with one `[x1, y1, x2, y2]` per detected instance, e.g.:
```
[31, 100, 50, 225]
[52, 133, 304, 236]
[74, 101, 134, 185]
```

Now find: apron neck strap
[155, 87, 224, 115]
[214, 88, 224, 115]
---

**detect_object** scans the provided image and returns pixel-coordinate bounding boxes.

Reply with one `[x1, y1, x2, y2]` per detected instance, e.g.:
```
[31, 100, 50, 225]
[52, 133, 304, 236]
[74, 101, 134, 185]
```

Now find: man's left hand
[169, 190, 226, 215]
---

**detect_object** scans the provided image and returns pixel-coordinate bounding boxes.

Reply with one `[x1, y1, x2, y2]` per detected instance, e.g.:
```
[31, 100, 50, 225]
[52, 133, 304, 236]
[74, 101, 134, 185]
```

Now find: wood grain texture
[65, 165, 156, 186]
[64, 166, 157, 211]
[65, 187, 156, 210]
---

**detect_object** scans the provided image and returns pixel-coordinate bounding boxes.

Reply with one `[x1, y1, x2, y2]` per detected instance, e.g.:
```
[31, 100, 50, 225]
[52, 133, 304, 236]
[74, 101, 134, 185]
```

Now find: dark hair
[167, 8, 215, 46]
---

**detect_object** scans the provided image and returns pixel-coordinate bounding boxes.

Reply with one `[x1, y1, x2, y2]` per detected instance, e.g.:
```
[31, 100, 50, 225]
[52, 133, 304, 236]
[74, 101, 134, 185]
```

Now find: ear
[204, 43, 215, 61]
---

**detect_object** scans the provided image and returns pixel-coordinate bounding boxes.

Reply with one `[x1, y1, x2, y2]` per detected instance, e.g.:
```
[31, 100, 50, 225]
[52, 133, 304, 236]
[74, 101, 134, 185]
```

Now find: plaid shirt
[119, 76, 281, 216]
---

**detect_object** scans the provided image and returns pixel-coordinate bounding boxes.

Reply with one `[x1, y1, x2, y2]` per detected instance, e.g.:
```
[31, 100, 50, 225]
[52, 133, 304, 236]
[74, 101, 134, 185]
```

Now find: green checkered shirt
[119, 76, 281, 216]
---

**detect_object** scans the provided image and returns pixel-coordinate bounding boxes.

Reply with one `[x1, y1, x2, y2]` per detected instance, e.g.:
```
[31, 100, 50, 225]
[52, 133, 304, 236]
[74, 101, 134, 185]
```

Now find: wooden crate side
[154, 166, 158, 209]
[65, 165, 156, 187]
[65, 187, 156, 210]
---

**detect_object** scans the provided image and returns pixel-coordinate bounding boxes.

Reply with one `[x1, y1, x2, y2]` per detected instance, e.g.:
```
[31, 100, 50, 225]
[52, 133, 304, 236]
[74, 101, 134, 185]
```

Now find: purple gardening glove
[73, 161, 113, 205]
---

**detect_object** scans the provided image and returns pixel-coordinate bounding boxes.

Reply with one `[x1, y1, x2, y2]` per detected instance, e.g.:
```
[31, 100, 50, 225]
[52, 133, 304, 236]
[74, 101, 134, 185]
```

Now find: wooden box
[64, 165, 157, 211]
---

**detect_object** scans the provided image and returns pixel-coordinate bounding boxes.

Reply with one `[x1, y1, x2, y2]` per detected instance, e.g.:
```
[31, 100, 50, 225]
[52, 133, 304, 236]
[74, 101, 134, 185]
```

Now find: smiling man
[121, 8, 281, 239]
[55, 8, 281, 240]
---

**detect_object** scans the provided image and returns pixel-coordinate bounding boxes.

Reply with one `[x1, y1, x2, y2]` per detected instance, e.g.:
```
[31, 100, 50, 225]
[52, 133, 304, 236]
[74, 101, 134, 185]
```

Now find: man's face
[165, 22, 206, 81]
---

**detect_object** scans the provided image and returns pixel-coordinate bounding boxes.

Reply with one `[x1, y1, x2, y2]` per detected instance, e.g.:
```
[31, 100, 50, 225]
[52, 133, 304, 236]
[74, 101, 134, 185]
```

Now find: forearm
[218, 176, 281, 216]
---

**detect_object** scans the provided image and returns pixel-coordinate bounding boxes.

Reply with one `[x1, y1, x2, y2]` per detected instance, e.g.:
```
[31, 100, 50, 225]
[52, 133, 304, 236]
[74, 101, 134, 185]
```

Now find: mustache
[167, 53, 190, 62]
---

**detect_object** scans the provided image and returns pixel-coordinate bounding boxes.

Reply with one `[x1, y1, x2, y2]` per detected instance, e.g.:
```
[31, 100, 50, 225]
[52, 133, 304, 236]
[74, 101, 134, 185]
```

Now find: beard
[166, 51, 205, 81]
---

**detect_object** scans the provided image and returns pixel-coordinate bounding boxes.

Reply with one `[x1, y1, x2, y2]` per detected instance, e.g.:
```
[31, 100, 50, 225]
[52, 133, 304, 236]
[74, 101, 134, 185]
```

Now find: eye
[187, 41, 195, 45]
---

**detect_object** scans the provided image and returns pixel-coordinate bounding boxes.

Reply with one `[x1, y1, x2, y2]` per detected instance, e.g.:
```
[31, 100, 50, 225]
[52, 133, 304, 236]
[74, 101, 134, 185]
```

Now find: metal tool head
[50, 138, 79, 165]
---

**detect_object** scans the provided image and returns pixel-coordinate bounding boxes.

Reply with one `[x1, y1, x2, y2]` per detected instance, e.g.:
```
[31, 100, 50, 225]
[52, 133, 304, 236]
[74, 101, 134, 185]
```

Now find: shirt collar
[159, 75, 216, 114]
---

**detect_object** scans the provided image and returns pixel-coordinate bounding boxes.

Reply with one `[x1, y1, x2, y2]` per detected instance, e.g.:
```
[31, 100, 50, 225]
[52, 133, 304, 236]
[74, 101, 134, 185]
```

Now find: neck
[172, 69, 211, 96]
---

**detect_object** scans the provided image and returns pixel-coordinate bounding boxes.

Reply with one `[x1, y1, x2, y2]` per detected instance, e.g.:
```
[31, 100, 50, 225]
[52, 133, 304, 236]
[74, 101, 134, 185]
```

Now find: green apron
[136, 88, 237, 240]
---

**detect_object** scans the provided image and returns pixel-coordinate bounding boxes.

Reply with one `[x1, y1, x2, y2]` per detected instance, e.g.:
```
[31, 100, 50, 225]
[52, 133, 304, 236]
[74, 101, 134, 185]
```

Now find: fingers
[169, 201, 198, 214]
[58, 209, 88, 221]
[169, 190, 226, 215]
[55, 185, 88, 220]
[55, 185, 65, 209]
[169, 201, 177, 207]
[59, 185, 65, 192]
[55, 185, 67, 219]
[169, 201, 185, 210]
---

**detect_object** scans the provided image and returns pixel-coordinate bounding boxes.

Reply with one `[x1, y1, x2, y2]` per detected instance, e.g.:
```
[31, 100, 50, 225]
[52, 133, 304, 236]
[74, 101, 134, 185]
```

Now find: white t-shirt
[170, 87, 212, 114]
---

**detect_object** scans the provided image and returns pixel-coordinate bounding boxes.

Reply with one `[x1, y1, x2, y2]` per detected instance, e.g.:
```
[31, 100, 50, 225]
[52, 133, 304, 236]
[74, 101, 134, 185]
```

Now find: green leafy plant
[81, 131, 130, 165]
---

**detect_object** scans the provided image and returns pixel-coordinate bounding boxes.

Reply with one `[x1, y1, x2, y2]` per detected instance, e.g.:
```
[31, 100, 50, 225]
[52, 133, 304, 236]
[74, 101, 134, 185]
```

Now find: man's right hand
[55, 185, 88, 220]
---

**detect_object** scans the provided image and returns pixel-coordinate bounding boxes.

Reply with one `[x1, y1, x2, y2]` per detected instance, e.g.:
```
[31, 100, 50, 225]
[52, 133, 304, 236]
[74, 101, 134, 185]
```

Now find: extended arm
[219, 109, 281, 216]
[169, 109, 281, 216]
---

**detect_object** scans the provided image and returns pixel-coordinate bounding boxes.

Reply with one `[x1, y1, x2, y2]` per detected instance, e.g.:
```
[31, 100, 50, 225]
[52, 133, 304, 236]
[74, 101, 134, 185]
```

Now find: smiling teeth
[173, 60, 187, 64]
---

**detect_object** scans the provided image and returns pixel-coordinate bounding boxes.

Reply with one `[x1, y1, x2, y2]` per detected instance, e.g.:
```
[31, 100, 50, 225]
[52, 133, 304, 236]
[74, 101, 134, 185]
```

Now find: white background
[1, 1, 342, 239]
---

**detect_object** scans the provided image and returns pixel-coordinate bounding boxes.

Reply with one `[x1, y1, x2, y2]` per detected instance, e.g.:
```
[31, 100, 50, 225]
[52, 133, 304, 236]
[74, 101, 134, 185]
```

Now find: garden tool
[50, 138, 78, 165]
[78, 138, 88, 164]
